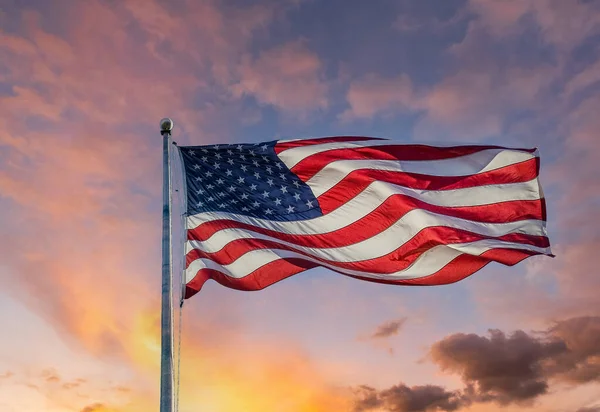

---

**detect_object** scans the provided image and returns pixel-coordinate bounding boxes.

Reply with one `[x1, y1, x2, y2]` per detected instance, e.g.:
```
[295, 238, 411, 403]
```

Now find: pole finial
[160, 118, 174, 135]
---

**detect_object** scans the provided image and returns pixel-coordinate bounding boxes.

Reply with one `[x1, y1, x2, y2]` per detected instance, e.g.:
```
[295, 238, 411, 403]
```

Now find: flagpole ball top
[160, 118, 174, 134]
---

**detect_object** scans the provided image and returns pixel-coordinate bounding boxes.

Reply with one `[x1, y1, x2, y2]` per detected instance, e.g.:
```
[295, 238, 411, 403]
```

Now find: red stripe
[187, 196, 545, 250]
[291, 145, 537, 181]
[346, 248, 537, 286]
[185, 258, 317, 298]
[184, 248, 543, 299]
[186, 226, 549, 275]
[274, 136, 382, 154]
[317, 158, 540, 213]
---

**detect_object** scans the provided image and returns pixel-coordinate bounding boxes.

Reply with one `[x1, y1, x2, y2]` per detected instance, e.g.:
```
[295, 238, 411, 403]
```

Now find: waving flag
[178, 137, 551, 299]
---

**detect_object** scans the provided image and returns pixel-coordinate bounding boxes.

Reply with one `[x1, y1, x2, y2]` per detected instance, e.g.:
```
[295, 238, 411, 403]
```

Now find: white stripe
[278, 139, 398, 169]
[307, 149, 536, 197]
[185, 239, 550, 283]
[185, 208, 546, 263]
[276, 139, 533, 170]
[186, 178, 543, 234]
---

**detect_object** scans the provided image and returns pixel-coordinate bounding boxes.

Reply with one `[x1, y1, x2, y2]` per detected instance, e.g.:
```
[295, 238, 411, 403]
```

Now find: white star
[237, 176, 245, 184]
[274, 198, 282, 205]
[254, 172, 260, 179]
[193, 164, 201, 170]
[189, 150, 195, 156]
[293, 193, 301, 201]
[267, 178, 274, 186]
[218, 203, 226, 208]
[260, 144, 268, 151]
[225, 169, 233, 176]
[262, 191, 269, 198]
[201, 156, 208, 162]
[248, 150, 255, 156]
[216, 178, 224, 185]
[264, 208, 273, 215]
[206, 171, 213, 177]
[306, 200, 313, 208]
[266, 166, 273, 174]
[207, 196, 215, 202]
[293, 181, 300, 188]
[228, 185, 236, 192]
[218, 192, 226, 198]
[227, 149, 234, 155]
[196, 189, 205, 195]
[276, 163, 283, 170]
[213, 145, 220, 150]
[215, 153, 222, 160]
[227, 158, 234, 165]
[230, 199, 238, 204]
[262, 156, 269, 162]
[207, 184, 214, 189]
[196, 201, 204, 207]
[240, 154, 246, 160]
[287, 205, 295, 213]
[195, 176, 203, 182]
[201, 148, 208, 153]
[279, 173, 286, 180]
[213, 162, 220, 169]
[241, 193, 249, 200]
[242, 207, 249, 212]
[237, 144, 243, 151]
[252, 160, 260, 167]
[252, 201, 260, 208]
[250, 184, 257, 191]
[280, 186, 288, 194]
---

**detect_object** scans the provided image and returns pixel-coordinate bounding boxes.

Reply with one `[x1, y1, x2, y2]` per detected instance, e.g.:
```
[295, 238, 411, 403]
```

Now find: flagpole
[160, 117, 174, 412]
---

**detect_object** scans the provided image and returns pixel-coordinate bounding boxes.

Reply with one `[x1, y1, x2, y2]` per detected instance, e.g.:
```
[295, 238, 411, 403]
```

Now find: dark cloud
[430, 329, 560, 404]
[429, 316, 600, 405]
[353, 316, 600, 411]
[80, 403, 106, 412]
[353, 384, 466, 412]
[544, 316, 600, 383]
[370, 318, 407, 339]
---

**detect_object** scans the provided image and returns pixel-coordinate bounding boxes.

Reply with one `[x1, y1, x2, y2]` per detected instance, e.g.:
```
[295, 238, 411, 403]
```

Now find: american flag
[178, 136, 552, 299]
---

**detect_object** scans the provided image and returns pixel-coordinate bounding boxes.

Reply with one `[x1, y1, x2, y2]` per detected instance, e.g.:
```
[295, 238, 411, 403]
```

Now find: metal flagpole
[160, 117, 174, 412]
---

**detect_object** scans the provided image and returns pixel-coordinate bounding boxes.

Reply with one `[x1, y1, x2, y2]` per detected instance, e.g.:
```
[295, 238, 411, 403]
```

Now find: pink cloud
[231, 40, 328, 114]
[467, 0, 600, 51]
[341, 73, 417, 121]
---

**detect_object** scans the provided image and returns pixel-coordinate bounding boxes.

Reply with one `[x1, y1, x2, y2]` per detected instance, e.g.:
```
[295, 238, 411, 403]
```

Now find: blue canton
[179, 141, 323, 221]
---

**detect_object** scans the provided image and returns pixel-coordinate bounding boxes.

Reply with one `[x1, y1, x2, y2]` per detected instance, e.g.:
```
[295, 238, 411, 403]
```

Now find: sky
[0, 0, 599, 411]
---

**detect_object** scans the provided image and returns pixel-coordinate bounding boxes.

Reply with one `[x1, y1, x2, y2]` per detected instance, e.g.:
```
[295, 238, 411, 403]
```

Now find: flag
[178, 136, 551, 299]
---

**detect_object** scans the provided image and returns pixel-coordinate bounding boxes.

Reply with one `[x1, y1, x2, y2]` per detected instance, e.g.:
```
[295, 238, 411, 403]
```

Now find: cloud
[353, 384, 465, 412]
[0, 3, 354, 410]
[41, 369, 61, 384]
[80, 403, 114, 412]
[370, 318, 407, 340]
[351, 316, 600, 411]
[467, 0, 600, 50]
[429, 316, 600, 405]
[232, 40, 329, 114]
[430, 330, 558, 404]
[343, 0, 600, 142]
[341, 74, 417, 121]
[0, 371, 14, 380]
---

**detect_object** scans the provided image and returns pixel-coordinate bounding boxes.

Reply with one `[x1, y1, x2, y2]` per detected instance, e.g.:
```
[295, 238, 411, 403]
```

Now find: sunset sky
[1, 0, 599, 411]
